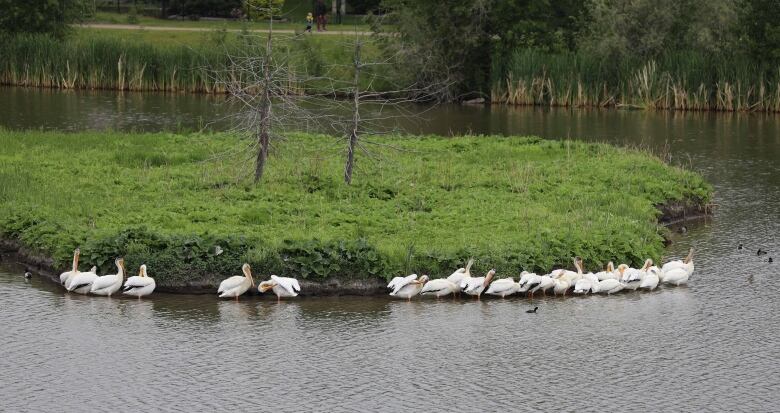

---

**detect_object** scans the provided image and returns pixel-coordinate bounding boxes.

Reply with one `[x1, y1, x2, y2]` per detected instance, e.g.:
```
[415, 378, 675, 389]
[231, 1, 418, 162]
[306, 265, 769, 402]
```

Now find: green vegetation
[491, 49, 780, 112]
[0, 30, 385, 93]
[380, 0, 780, 111]
[0, 0, 93, 38]
[0, 130, 711, 286]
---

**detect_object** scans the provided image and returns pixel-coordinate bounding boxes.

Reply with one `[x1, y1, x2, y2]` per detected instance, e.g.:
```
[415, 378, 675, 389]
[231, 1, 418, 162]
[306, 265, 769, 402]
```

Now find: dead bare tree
[332, 33, 451, 185]
[211, 9, 318, 184]
[209, 12, 450, 186]
[344, 38, 361, 184]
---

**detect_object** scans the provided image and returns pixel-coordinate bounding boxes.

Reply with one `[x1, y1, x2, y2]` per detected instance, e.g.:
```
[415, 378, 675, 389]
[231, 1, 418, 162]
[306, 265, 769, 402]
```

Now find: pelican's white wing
[463, 277, 485, 293]
[446, 268, 466, 285]
[124, 276, 154, 289]
[420, 278, 455, 295]
[389, 274, 417, 295]
[485, 278, 515, 295]
[639, 271, 659, 290]
[66, 272, 97, 291]
[218, 275, 245, 294]
[91, 274, 119, 292]
[59, 270, 76, 285]
[271, 275, 301, 295]
[661, 260, 684, 273]
[573, 278, 592, 294]
[518, 271, 533, 286]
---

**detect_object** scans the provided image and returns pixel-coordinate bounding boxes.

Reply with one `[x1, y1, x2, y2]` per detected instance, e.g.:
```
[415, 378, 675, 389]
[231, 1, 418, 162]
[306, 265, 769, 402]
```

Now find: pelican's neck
[684, 249, 694, 264]
[116, 261, 124, 281]
[72, 252, 79, 273]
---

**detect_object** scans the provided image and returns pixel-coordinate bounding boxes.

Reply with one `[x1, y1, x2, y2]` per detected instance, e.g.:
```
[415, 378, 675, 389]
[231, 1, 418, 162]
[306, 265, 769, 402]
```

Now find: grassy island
[0, 130, 711, 289]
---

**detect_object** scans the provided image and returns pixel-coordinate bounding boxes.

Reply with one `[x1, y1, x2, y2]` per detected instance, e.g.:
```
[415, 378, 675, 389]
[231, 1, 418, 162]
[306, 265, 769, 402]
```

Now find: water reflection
[2, 87, 780, 410]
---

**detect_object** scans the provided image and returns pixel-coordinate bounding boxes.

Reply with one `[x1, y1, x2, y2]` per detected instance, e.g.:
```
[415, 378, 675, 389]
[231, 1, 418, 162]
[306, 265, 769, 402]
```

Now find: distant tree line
[378, 0, 780, 100]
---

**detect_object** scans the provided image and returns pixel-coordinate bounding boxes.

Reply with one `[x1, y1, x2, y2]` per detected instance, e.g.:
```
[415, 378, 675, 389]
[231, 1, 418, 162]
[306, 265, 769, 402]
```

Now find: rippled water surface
[2, 87, 780, 411]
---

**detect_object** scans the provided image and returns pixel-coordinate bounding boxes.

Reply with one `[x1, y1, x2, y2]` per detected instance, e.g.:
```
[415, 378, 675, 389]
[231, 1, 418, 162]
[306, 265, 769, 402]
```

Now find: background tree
[375, 0, 493, 101]
[0, 0, 93, 38]
[741, 0, 780, 64]
[376, 0, 586, 101]
[578, 0, 739, 61]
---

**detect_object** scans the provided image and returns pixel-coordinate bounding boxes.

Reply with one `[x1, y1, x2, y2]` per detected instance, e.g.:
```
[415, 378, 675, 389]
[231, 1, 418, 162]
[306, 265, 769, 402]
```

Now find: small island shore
[0, 130, 712, 296]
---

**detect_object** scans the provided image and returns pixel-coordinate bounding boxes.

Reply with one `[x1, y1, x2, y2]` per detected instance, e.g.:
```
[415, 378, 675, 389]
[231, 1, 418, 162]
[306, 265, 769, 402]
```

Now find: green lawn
[0, 131, 711, 286]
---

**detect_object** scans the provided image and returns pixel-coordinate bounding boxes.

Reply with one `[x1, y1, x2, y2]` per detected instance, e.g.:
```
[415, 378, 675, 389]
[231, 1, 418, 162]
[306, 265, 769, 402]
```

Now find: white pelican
[662, 267, 690, 286]
[595, 262, 617, 281]
[446, 258, 474, 288]
[662, 248, 695, 278]
[123, 264, 156, 298]
[388, 274, 417, 294]
[90, 258, 125, 296]
[66, 263, 98, 294]
[388, 274, 428, 300]
[59, 248, 80, 286]
[485, 277, 519, 298]
[556, 258, 581, 284]
[517, 271, 536, 292]
[553, 278, 571, 296]
[258, 275, 301, 301]
[573, 278, 593, 294]
[622, 259, 653, 290]
[530, 275, 554, 297]
[461, 269, 496, 299]
[639, 266, 661, 290]
[522, 273, 542, 296]
[593, 278, 624, 295]
[217, 263, 255, 300]
[420, 278, 460, 298]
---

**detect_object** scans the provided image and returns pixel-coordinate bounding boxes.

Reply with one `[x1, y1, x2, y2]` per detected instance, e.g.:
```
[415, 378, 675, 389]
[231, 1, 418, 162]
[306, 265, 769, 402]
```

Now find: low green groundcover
[0, 130, 711, 286]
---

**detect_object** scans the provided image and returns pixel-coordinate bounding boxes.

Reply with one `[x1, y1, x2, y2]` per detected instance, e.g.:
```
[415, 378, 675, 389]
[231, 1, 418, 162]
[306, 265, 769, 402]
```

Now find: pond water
[1, 87, 779, 411]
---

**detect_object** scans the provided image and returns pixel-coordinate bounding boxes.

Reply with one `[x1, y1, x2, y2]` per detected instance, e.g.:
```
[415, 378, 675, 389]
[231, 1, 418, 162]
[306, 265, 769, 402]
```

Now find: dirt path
[79, 23, 370, 36]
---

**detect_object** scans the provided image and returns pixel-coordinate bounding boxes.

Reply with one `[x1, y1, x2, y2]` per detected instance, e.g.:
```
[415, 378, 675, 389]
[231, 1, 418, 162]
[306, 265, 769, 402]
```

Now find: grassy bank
[0, 130, 711, 287]
[492, 49, 780, 112]
[0, 30, 384, 93]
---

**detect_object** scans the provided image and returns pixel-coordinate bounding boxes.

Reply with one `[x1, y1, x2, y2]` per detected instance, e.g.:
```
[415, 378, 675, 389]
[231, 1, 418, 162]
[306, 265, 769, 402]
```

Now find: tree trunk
[344, 40, 361, 185]
[254, 18, 275, 183]
[255, 93, 271, 182]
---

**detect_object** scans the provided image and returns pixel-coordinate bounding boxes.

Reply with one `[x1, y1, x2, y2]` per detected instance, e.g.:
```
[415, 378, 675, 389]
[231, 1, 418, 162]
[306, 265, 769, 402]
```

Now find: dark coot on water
[769, 257, 774, 263]
[526, 306, 538, 314]
[738, 243, 743, 250]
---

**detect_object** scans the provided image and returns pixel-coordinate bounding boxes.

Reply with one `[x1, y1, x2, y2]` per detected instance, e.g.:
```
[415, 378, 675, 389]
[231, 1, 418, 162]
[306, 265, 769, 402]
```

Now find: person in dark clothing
[314, 0, 328, 32]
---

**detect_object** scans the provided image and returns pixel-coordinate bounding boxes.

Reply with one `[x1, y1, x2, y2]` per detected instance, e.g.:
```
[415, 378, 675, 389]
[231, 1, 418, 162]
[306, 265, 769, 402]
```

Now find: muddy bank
[0, 238, 387, 296]
[0, 198, 712, 296]
[657, 199, 714, 226]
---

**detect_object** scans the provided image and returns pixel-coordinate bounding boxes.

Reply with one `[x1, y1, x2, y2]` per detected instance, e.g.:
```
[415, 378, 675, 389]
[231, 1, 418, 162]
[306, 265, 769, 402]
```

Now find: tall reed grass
[0, 33, 233, 92]
[492, 49, 780, 112]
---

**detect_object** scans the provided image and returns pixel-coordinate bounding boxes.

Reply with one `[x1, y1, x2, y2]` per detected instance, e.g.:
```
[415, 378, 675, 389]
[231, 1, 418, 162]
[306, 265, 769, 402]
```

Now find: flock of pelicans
[53, 246, 695, 301]
[57, 248, 300, 300]
[388, 249, 695, 300]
